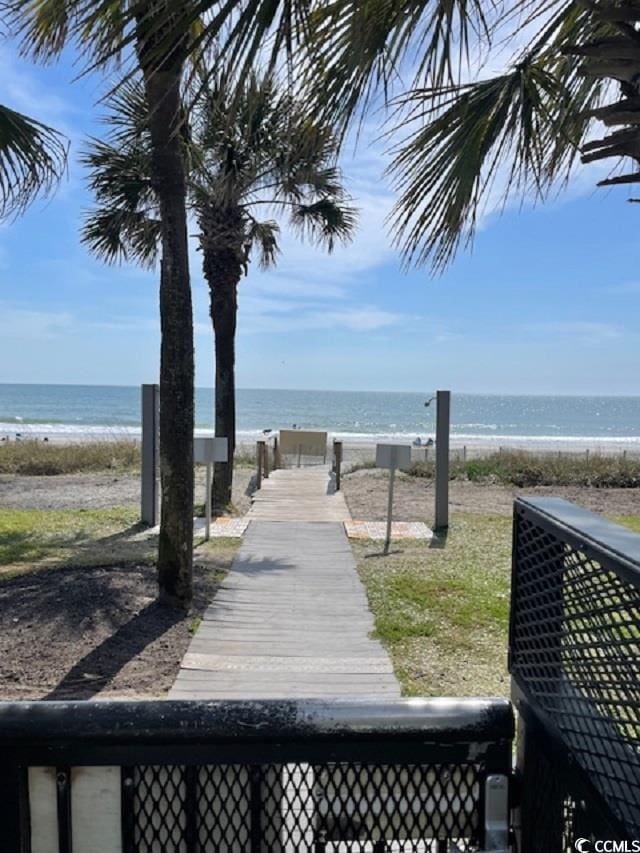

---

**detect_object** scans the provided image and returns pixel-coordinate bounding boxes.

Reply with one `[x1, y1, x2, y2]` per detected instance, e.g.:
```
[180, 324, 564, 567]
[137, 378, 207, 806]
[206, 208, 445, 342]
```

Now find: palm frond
[81, 87, 161, 268]
[386, 1, 617, 270]
[6, 0, 135, 68]
[0, 102, 67, 219]
[290, 197, 358, 251]
[82, 138, 156, 213]
[387, 64, 563, 270]
[246, 217, 280, 269]
[81, 205, 161, 266]
[308, 0, 492, 135]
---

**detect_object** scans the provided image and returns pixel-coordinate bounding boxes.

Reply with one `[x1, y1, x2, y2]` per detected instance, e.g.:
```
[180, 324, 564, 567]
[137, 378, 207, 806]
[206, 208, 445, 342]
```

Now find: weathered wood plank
[170, 477, 400, 700]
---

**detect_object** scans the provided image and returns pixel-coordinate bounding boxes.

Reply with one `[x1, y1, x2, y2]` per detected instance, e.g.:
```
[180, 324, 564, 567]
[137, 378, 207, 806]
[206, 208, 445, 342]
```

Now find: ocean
[1, 384, 640, 453]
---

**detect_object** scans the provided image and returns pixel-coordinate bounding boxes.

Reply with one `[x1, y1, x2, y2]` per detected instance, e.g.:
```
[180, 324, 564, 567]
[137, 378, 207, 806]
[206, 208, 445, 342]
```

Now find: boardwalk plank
[170, 467, 400, 700]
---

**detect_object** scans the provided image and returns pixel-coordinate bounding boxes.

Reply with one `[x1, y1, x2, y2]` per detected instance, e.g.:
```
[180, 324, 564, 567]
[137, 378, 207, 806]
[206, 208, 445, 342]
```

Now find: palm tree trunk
[200, 206, 244, 513]
[137, 6, 194, 610]
[211, 272, 238, 513]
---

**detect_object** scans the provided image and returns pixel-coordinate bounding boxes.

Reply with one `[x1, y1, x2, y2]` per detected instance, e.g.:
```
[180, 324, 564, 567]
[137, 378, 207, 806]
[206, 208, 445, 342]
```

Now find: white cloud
[524, 321, 623, 341]
[0, 305, 74, 339]
[239, 305, 403, 335]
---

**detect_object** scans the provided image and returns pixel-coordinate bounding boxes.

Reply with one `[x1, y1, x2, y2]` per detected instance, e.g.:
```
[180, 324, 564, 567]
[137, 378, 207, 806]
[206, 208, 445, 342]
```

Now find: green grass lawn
[0, 507, 152, 576]
[0, 506, 240, 580]
[355, 511, 640, 698]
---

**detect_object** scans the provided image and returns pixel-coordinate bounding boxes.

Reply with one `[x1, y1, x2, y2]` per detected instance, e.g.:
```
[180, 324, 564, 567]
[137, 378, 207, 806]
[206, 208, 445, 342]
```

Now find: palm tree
[0, 103, 67, 219]
[8, 0, 198, 609]
[82, 72, 357, 510]
[296, 0, 640, 271]
[158, 1, 640, 272]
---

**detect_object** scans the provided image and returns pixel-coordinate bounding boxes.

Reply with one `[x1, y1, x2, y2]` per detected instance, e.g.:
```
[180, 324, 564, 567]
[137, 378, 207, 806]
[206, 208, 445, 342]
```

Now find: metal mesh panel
[511, 506, 640, 838]
[128, 761, 484, 851]
[133, 766, 188, 852]
[197, 765, 252, 851]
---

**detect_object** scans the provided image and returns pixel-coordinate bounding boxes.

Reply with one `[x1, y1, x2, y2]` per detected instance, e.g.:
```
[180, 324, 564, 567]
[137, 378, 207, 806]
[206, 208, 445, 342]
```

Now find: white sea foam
[3, 422, 640, 455]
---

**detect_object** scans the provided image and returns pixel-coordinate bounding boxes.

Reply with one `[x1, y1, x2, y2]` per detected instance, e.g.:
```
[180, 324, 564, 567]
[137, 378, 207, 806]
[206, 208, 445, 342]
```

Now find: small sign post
[435, 390, 451, 531]
[194, 437, 228, 540]
[376, 443, 411, 554]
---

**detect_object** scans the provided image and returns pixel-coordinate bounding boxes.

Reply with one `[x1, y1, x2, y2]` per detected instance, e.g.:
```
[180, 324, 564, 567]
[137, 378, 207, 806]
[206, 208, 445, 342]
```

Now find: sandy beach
[4, 420, 640, 460]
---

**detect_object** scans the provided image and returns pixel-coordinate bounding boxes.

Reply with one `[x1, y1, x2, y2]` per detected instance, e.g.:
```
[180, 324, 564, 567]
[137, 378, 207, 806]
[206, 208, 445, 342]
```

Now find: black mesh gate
[511, 497, 640, 851]
[121, 762, 486, 850]
[0, 698, 513, 852]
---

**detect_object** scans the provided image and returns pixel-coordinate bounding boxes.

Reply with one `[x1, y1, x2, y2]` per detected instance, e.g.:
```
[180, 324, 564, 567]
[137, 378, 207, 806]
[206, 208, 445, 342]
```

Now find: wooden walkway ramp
[247, 465, 351, 522]
[171, 467, 399, 699]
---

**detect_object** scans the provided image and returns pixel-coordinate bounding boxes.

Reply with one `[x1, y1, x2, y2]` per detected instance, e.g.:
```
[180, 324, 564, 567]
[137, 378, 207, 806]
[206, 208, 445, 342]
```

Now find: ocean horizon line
[2, 382, 640, 400]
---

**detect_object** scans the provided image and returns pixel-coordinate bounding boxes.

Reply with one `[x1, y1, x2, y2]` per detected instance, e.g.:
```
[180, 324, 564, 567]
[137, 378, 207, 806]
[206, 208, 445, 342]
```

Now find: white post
[141, 384, 159, 526]
[205, 462, 212, 541]
[384, 466, 396, 555]
[435, 389, 450, 531]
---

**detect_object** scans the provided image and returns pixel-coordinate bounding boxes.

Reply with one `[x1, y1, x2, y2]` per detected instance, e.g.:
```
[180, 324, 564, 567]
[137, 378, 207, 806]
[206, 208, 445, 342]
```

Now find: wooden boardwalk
[171, 468, 399, 700]
[247, 465, 351, 522]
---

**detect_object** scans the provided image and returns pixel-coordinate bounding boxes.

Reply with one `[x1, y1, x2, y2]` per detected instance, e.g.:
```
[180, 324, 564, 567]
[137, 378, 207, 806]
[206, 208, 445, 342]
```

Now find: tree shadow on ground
[45, 600, 183, 700]
[0, 530, 50, 564]
[1, 521, 156, 578]
[0, 553, 229, 699]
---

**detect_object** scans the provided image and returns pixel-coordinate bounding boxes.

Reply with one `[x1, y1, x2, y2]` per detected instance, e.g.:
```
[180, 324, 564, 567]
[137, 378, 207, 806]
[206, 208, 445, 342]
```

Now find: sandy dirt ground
[0, 467, 256, 513]
[341, 469, 640, 520]
[0, 548, 235, 700]
[1, 466, 638, 519]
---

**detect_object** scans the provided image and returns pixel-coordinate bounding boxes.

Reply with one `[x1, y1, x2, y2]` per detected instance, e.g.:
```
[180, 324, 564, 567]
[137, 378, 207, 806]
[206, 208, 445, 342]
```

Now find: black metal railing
[511, 497, 640, 851]
[0, 698, 513, 852]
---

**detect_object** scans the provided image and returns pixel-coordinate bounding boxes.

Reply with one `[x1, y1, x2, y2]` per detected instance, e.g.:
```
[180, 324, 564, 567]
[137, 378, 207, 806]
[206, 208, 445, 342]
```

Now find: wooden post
[264, 440, 270, 479]
[384, 466, 396, 555]
[141, 384, 159, 526]
[204, 462, 212, 541]
[256, 441, 264, 490]
[435, 390, 450, 531]
[463, 445, 467, 462]
[334, 440, 343, 490]
[273, 436, 280, 470]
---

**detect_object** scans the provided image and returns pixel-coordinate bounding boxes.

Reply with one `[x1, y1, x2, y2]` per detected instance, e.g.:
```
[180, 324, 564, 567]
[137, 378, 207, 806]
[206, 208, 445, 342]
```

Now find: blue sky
[1, 40, 639, 395]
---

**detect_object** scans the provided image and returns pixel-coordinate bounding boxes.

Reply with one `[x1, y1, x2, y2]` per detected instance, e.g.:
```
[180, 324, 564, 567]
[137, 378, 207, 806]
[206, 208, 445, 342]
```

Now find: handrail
[511, 497, 640, 844]
[0, 698, 513, 747]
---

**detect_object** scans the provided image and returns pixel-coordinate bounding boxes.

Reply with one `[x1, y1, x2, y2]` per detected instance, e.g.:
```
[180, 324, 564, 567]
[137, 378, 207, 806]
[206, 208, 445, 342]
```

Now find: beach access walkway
[170, 466, 400, 699]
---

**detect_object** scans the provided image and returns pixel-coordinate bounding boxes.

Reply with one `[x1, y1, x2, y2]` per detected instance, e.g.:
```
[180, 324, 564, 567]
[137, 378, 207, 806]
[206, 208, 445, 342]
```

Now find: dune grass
[347, 450, 640, 488]
[0, 440, 261, 476]
[355, 511, 640, 698]
[0, 440, 140, 475]
[405, 450, 640, 488]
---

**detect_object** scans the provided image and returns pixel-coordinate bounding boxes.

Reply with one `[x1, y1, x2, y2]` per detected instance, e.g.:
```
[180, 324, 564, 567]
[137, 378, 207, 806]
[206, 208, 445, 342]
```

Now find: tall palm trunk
[137, 4, 194, 610]
[200, 205, 244, 513]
